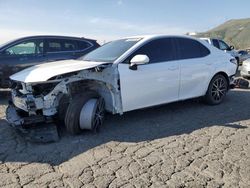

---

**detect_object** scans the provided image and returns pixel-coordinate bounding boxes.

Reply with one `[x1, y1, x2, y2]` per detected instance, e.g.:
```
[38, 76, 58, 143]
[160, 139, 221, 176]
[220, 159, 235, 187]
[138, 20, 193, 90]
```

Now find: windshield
[82, 38, 141, 63]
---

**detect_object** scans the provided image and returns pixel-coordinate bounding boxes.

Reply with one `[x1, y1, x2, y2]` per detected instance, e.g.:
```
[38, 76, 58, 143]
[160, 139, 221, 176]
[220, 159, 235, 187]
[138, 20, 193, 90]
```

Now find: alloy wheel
[211, 77, 227, 102]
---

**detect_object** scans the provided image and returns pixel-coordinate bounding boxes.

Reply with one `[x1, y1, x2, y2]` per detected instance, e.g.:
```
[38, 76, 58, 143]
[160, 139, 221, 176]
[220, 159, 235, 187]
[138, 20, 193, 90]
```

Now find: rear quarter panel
[199, 43, 237, 95]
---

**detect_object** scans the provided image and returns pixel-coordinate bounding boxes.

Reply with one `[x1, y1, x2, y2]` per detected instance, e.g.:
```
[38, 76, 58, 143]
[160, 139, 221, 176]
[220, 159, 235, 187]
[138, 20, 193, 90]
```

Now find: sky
[0, 0, 250, 44]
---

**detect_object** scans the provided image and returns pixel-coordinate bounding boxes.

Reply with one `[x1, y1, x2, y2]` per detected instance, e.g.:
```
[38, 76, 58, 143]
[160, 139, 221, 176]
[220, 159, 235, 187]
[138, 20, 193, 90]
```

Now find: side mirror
[129, 55, 149, 70]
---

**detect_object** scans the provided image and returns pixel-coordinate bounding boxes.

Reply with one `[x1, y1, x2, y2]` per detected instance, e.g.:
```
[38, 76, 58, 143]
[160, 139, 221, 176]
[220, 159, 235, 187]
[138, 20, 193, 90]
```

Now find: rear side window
[176, 38, 210, 60]
[212, 39, 220, 49]
[63, 40, 77, 51]
[218, 40, 230, 51]
[125, 38, 175, 64]
[46, 39, 82, 52]
[47, 39, 62, 52]
[78, 41, 92, 50]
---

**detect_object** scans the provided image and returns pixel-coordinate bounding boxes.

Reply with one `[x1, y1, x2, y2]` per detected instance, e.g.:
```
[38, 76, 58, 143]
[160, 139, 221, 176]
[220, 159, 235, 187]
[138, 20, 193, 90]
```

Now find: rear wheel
[204, 74, 228, 105]
[64, 92, 105, 135]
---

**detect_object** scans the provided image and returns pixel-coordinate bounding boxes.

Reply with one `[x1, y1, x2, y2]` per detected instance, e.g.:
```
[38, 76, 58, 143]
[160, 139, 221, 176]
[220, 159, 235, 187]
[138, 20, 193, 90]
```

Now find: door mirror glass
[130, 54, 149, 65]
[229, 45, 234, 50]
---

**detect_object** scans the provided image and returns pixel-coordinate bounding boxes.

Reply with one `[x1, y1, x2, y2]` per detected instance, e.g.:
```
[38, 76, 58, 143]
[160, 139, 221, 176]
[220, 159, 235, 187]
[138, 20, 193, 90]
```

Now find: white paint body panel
[240, 59, 250, 76]
[179, 56, 215, 100]
[10, 59, 108, 83]
[118, 61, 180, 112]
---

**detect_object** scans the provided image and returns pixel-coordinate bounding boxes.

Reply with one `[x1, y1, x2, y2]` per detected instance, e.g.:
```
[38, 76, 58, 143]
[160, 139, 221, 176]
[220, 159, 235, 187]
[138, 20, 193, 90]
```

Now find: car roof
[113, 34, 214, 64]
[200, 37, 223, 41]
[11, 35, 96, 41]
[121, 34, 201, 41]
[0, 35, 98, 49]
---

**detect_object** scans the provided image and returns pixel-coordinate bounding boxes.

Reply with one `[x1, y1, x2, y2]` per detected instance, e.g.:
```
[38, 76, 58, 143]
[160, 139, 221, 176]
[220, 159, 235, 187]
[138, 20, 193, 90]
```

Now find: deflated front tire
[64, 92, 105, 135]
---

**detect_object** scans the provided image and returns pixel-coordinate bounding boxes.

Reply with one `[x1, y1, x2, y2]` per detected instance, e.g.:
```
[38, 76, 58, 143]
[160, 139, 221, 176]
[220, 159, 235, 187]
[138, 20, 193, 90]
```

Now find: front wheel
[64, 92, 105, 135]
[204, 74, 228, 105]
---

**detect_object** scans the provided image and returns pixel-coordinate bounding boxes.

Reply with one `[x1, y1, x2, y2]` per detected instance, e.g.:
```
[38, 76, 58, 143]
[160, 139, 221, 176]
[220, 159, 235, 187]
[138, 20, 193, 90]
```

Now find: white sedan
[240, 58, 250, 78]
[7, 35, 237, 135]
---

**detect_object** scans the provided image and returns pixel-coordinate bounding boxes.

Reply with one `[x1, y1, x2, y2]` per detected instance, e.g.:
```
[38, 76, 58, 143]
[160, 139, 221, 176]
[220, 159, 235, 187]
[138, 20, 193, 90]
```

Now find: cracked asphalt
[0, 88, 250, 188]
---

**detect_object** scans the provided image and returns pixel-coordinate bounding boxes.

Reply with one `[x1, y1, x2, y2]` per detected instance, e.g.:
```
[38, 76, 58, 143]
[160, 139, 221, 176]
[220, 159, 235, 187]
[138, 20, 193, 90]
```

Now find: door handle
[206, 62, 213, 65]
[20, 57, 28, 61]
[168, 66, 178, 71]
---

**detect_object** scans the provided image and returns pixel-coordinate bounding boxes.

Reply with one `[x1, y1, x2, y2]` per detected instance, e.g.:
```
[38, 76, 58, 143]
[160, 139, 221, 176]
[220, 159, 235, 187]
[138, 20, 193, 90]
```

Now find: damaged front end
[6, 62, 122, 141]
[7, 80, 62, 128]
[6, 80, 64, 142]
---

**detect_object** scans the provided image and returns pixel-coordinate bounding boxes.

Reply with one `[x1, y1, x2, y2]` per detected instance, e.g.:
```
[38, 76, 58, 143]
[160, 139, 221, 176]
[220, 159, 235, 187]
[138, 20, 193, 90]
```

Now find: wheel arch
[66, 79, 117, 113]
[209, 71, 230, 90]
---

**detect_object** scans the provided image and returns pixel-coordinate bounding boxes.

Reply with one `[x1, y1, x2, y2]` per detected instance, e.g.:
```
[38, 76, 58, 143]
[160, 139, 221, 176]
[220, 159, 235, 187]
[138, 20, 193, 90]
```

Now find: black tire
[65, 92, 98, 135]
[204, 74, 228, 105]
[235, 57, 240, 72]
[58, 95, 70, 123]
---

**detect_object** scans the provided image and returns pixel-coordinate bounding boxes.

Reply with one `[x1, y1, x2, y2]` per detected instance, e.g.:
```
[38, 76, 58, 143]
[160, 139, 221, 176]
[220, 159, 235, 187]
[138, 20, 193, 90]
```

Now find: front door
[118, 38, 180, 112]
[0, 39, 46, 85]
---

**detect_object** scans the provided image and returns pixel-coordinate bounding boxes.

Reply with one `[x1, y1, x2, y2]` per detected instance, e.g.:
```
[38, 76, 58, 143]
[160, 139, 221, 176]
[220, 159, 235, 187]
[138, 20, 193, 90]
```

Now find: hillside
[197, 18, 250, 49]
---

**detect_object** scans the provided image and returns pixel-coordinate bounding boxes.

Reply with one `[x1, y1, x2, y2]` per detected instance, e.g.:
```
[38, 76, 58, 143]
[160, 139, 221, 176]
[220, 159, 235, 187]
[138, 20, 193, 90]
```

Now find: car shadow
[0, 89, 249, 165]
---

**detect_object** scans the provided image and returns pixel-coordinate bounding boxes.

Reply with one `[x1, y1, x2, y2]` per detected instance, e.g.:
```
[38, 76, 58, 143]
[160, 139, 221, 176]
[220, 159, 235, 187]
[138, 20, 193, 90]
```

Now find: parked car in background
[200, 38, 240, 64]
[240, 58, 250, 78]
[0, 35, 100, 88]
[6, 35, 237, 136]
[238, 50, 250, 63]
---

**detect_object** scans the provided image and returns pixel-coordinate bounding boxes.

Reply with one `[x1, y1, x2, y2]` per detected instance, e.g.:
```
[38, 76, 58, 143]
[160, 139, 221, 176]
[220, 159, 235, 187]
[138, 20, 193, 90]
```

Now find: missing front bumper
[6, 105, 46, 128]
[6, 105, 59, 142]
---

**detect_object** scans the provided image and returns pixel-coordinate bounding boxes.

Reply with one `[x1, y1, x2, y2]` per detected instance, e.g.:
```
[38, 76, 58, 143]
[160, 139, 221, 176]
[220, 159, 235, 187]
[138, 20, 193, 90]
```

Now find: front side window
[124, 38, 175, 64]
[4, 40, 43, 55]
[176, 38, 210, 60]
[218, 40, 230, 51]
[82, 38, 141, 63]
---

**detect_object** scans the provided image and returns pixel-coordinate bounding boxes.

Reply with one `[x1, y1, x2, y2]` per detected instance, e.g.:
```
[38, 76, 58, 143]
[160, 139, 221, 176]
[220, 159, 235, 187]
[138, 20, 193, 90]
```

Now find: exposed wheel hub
[79, 98, 105, 131]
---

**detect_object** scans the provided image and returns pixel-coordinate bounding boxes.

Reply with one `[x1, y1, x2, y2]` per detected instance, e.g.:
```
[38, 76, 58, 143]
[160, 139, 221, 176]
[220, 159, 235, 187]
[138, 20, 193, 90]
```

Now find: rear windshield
[82, 38, 141, 63]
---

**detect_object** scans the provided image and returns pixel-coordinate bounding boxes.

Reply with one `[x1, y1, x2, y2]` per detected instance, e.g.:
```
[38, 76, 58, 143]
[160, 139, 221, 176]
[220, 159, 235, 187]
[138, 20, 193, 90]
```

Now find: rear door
[45, 38, 80, 61]
[175, 38, 213, 100]
[76, 40, 95, 58]
[0, 39, 45, 83]
[62, 39, 79, 58]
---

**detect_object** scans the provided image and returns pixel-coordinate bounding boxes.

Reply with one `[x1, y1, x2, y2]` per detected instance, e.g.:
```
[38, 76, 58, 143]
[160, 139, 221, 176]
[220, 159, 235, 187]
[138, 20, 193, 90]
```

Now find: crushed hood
[10, 59, 109, 83]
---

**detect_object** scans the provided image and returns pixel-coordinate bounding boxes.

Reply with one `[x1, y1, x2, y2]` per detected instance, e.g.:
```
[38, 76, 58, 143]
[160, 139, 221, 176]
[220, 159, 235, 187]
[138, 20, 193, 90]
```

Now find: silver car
[240, 58, 250, 78]
[238, 50, 250, 63]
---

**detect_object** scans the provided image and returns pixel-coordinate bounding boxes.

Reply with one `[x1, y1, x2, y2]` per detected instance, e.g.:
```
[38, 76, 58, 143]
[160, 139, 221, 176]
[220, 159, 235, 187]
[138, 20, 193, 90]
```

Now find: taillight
[230, 58, 237, 65]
